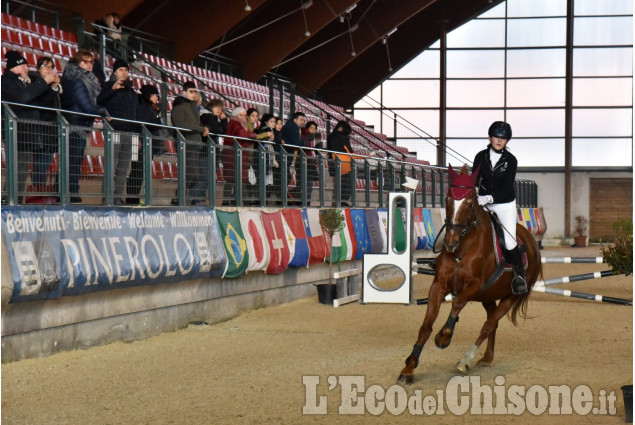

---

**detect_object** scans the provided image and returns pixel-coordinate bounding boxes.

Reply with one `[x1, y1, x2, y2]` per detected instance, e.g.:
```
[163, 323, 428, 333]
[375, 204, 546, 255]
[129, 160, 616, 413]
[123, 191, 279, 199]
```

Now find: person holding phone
[97, 58, 140, 205]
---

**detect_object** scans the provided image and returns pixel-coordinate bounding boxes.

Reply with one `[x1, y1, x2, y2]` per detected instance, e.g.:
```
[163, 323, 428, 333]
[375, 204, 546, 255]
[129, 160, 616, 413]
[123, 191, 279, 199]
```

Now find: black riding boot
[507, 246, 528, 295]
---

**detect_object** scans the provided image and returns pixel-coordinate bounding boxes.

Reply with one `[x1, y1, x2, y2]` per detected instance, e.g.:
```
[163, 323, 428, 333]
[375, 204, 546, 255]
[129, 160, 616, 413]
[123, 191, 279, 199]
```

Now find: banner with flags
[282, 209, 309, 268]
[260, 211, 291, 274]
[421, 209, 436, 250]
[325, 229, 342, 263]
[238, 210, 270, 272]
[350, 209, 371, 259]
[302, 209, 327, 265]
[216, 210, 249, 278]
[413, 208, 428, 250]
[365, 209, 385, 254]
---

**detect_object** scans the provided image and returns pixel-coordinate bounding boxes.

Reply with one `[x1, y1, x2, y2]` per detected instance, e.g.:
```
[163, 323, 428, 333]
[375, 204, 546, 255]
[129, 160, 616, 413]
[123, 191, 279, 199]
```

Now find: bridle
[433, 184, 480, 253]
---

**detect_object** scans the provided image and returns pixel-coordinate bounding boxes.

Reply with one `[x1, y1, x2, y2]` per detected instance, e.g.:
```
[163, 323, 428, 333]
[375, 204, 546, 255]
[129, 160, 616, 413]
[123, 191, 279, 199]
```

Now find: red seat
[1, 147, 5, 172]
[166, 162, 178, 179]
[151, 161, 163, 179]
[91, 131, 104, 148]
[81, 155, 94, 175]
[48, 153, 59, 174]
[165, 139, 176, 155]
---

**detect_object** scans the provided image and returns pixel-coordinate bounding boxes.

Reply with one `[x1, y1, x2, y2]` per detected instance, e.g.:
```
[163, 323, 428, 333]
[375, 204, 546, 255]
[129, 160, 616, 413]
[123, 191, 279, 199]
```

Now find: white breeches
[486, 200, 517, 249]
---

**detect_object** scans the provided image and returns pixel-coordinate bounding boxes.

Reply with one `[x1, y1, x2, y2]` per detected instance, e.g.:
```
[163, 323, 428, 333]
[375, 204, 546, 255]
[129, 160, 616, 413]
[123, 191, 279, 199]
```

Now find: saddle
[483, 211, 527, 290]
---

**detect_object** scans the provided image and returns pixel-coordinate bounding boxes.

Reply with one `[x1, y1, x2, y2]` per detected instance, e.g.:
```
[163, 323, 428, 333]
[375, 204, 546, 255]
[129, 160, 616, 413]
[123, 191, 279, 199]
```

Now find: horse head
[444, 164, 480, 252]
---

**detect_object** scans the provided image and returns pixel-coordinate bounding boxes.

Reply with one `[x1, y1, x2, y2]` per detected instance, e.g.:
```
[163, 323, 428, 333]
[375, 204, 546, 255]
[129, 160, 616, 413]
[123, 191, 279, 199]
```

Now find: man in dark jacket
[171, 81, 209, 205]
[97, 58, 140, 204]
[280, 112, 306, 203]
[1, 50, 56, 202]
[60, 49, 109, 203]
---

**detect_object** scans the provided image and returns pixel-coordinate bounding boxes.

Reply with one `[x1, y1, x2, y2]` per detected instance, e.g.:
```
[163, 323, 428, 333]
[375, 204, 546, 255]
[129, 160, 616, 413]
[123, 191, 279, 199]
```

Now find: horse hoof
[434, 333, 451, 349]
[456, 361, 470, 375]
[476, 360, 492, 368]
[398, 374, 414, 385]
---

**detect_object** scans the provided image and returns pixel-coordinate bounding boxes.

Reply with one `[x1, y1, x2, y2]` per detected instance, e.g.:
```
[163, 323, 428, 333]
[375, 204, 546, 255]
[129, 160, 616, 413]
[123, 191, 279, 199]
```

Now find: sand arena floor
[2, 246, 633, 424]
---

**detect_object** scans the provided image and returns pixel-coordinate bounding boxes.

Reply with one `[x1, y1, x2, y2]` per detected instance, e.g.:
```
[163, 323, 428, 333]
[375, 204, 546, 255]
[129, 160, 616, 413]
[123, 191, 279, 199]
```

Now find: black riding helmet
[488, 121, 512, 140]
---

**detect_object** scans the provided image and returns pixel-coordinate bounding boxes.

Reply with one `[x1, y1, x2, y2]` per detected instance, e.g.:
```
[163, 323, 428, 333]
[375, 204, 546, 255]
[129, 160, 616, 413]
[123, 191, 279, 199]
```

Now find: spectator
[293, 121, 320, 206]
[170, 81, 209, 205]
[255, 113, 278, 199]
[1, 50, 58, 203]
[126, 84, 167, 205]
[31, 56, 62, 193]
[271, 116, 285, 200]
[245, 108, 259, 133]
[60, 49, 109, 203]
[222, 107, 256, 206]
[327, 120, 355, 206]
[97, 58, 140, 205]
[280, 112, 306, 203]
[200, 98, 228, 171]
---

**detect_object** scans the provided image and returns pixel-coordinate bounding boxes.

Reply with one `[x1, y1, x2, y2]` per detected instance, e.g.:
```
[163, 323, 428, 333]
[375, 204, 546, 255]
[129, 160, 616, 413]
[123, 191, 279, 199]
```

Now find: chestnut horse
[397, 165, 542, 384]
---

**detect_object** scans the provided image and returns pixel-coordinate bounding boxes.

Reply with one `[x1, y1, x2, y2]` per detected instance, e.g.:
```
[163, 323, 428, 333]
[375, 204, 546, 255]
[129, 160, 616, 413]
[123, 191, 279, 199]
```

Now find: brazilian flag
[215, 210, 249, 278]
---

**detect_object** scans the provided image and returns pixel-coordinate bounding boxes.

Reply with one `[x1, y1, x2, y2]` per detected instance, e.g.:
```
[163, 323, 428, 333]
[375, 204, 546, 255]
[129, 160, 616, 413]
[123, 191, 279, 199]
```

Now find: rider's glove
[477, 195, 493, 206]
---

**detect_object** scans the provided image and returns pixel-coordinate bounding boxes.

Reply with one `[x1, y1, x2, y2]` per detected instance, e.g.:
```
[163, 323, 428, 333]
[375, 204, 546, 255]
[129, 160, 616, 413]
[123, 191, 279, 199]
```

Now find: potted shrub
[601, 219, 633, 276]
[573, 215, 588, 247]
[317, 209, 345, 305]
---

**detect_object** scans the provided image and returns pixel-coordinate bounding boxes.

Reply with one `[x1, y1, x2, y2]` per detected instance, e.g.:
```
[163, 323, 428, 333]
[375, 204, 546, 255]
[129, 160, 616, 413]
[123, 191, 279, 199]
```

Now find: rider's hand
[477, 195, 493, 206]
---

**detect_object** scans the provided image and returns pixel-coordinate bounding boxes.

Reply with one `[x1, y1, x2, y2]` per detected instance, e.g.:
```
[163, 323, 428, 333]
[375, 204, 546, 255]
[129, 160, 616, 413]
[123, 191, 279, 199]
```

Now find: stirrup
[511, 275, 528, 295]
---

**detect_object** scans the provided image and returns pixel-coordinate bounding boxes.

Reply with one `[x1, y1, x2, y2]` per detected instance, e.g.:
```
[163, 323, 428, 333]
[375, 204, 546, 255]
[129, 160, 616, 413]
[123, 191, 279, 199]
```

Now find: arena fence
[1, 102, 538, 208]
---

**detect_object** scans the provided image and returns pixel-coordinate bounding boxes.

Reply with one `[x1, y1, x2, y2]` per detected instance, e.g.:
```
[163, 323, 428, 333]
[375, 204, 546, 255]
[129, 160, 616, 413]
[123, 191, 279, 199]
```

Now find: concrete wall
[518, 170, 633, 240]
[1, 245, 358, 362]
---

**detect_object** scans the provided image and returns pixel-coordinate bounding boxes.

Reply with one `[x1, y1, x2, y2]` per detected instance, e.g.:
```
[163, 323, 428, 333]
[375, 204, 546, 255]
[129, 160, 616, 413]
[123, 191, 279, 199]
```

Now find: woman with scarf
[61, 49, 109, 203]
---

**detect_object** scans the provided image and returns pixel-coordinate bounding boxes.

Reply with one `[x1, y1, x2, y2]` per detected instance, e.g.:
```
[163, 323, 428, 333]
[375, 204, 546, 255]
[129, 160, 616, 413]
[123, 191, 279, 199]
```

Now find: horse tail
[508, 291, 530, 327]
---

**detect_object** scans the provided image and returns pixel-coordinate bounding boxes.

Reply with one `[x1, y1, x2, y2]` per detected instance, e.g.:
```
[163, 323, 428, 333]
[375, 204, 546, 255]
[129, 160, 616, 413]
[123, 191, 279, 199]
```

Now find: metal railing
[1, 102, 454, 208]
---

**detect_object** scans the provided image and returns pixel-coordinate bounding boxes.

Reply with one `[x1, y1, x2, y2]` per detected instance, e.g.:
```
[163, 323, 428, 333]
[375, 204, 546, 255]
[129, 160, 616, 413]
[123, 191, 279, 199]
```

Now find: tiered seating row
[1, 12, 415, 163]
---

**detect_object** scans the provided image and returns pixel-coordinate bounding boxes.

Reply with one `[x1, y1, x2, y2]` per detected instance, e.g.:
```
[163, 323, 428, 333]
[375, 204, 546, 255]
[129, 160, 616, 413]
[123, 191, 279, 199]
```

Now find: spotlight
[245, 0, 251, 11]
[351, 51, 356, 57]
[339, 14, 344, 23]
[381, 36, 386, 45]
[305, 31, 311, 36]
[345, 3, 357, 14]
[386, 27, 398, 37]
[302, 0, 313, 9]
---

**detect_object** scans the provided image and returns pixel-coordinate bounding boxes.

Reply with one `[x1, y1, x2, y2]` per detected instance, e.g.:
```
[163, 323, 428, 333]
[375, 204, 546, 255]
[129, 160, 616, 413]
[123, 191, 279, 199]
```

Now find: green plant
[320, 209, 345, 285]
[601, 218, 633, 276]
[574, 215, 587, 237]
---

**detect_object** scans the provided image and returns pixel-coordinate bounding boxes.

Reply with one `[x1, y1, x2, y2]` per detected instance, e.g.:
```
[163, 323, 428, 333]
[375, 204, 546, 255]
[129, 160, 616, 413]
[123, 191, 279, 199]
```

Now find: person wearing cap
[170, 81, 209, 205]
[222, 106, 257, 205]
[97, 58, 140, 205]
[1, 50, 58, 202]
[472, 121, 526, 295]
[60, 49, 110, 203]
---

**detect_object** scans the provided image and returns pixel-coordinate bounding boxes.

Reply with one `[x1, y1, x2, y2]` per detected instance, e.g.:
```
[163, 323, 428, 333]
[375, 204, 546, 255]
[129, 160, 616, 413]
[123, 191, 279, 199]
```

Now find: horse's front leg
[434, 278, 480, 349]
[398, 279, 447, 384]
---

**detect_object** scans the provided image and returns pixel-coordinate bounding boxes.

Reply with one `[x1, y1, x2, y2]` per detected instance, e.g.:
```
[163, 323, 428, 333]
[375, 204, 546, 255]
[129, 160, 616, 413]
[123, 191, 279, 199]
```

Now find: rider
[472, 121, 527, 295]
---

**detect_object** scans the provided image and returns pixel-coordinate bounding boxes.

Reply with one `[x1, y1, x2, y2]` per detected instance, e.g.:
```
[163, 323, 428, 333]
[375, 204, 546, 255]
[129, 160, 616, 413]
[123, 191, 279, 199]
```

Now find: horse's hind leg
[476, 301, 498, 367]
[456, 296, 516, 374]
[398, 281, 447, 384]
